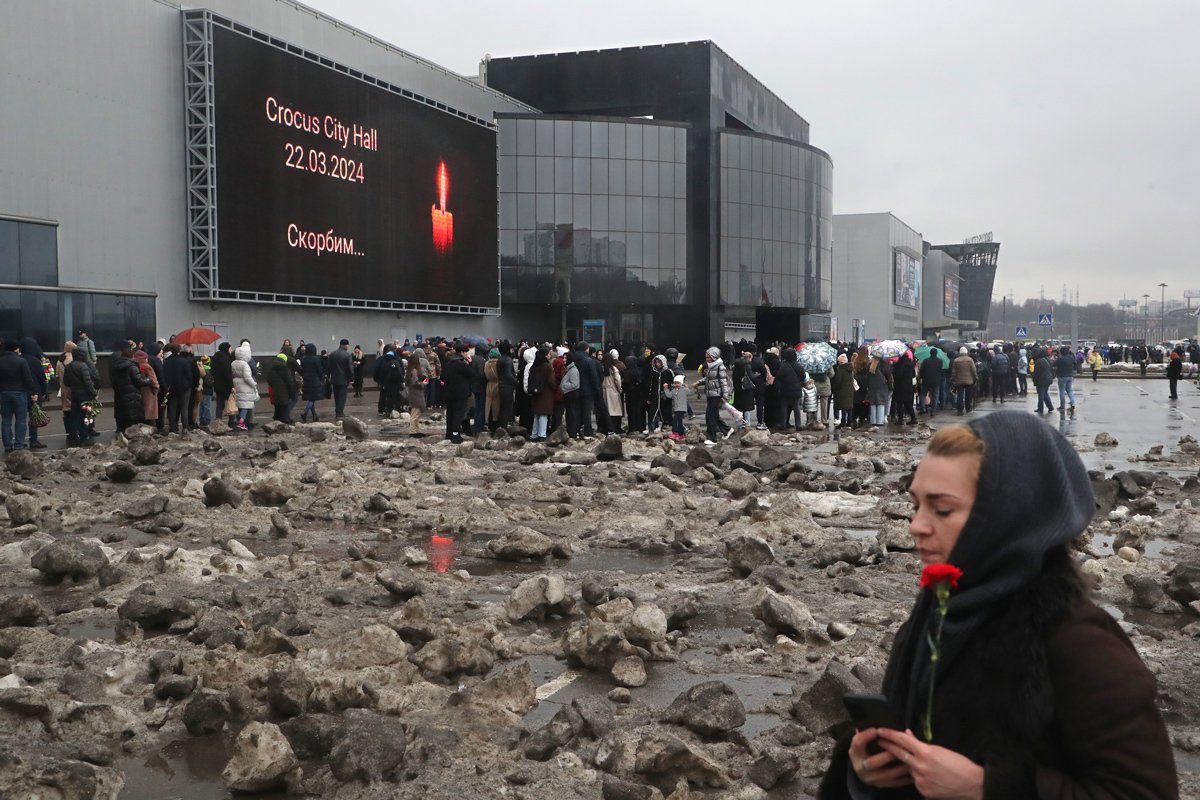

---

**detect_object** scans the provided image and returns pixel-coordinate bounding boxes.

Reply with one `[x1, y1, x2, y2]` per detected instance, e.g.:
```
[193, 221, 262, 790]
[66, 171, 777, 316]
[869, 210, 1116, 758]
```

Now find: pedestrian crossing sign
[1038, 313, 1053, 326]
[1015, 326, 1028, 338]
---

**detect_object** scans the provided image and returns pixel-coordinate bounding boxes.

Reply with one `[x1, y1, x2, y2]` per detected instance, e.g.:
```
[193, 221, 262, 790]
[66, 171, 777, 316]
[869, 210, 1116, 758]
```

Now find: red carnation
[918, 562, 963, 742]
[920, 563, 963, 590]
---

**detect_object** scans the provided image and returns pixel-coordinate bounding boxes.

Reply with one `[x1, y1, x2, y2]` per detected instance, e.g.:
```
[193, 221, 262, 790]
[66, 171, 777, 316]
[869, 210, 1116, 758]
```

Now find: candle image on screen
[431, 161, 453, 253]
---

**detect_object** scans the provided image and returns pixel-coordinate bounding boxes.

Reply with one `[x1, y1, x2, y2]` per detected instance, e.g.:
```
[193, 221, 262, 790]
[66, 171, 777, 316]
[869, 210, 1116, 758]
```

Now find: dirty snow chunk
[753, 589, 815, 635]
[249, 476, 297, 506]
[721, 469, 758, 499]
[307, 624, 409, 670]
[632, 728, 731, 787]
[562, 620, 638, 670]
[664, 680, 746, 736]
[488, 526, 556, 561]
[610, 656, 647, 688]
[5, 494, 41, 528]
[624, 604, 668, 644]
[506, 574, 569, 621]
[123, 494, 169, 519]
[341, 416, 369, 441]
[595, 435, 625, 461]
[4, 450, 44, 479]
[376, 568, 423, 599]
[725, 535, 774, 577]
[222, 721, 298, 792]
[409, 632, 496, 680]
[203, 477, 242, 508]
[791, 491, 876, 518]
[226, 540, 256, 560]
[102, 460, 138, 483]
[329, 709, 405, 783]
[0, 595, 49, 628]
[1095, 432, 1119, 447]
[31, 540, 108, 581]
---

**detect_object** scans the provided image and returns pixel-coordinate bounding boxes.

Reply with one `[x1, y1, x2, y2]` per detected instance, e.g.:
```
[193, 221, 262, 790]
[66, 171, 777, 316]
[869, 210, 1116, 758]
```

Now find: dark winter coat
[62, 358, 96, 401]
[530, 360, 556, 416]
[374, 352, 404, 389]
[830, 362, 855, 411]
[1166, 357, 1183, 380]
[890, 356, 916, 402]
[441, 353, 475, 401]
[575, 348, 603, 401]
[775, 351, 805, 400]
[109, 355, 149, 424]
[162, 353, 198, 394]
[300, 347, 325, 402]
[211, 348, 234, 396]
[328, 346, 353, 387]
[18, 338, 47, 397]
[1033, 353, 1054, 387]
[0, 351, 38, 396]
[866, 361, 893, 405]
[1055, 352, 1076, 378]
[918, 351, 943, 390]
[266, 354, 298, 405]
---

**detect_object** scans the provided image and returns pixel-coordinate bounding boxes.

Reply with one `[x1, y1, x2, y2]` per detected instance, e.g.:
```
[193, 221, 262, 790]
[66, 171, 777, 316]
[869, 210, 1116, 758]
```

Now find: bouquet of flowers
[29, 402, 50, 428]
[40, 357, 56, 381]
[80, 399, 101, 423]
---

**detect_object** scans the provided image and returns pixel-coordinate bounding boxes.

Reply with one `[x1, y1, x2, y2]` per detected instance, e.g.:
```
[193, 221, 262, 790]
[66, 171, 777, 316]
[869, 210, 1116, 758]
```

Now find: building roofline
[488, 40, 810, 129]
[171, 0, 536, 110]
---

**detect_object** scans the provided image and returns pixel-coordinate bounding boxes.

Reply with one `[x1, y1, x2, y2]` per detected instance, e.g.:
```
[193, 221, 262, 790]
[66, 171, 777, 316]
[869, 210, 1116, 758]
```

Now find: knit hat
[488, 348, 500, 359]
[133, 350, 148, 361]
[837, 353, 848, 364]
[959, 346, 968, 355]
[706, 346, 721, 359]
[340, 338, 350, 346]
[608, 349, 619, 360]
[673, 374, 685, 384]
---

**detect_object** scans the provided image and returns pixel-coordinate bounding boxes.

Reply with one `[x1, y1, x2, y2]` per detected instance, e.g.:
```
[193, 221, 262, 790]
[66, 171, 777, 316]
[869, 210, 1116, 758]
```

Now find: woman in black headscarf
[819, 410, 1177, 799]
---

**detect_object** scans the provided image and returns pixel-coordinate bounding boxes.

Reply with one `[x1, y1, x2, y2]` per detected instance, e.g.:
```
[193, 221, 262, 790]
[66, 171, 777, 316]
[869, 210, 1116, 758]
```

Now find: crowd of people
[0, 330, 1196, 452]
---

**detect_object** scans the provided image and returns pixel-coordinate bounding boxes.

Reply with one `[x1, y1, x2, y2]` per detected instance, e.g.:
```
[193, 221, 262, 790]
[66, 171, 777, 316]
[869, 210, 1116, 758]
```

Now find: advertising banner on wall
[943, 275, 959, 318]
[893, 250, 921, 309]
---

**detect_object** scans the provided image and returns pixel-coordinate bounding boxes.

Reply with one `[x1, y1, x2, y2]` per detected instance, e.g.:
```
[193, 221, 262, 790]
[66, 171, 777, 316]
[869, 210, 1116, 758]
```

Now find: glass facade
[498, 116, 688, 305]
[0, 217, 156, 350]
[718, 131, 832, 311]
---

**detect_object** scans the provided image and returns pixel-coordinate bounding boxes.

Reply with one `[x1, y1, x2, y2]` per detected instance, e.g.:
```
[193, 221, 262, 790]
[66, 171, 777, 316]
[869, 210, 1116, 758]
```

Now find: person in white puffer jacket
[230, 343, 259, 430]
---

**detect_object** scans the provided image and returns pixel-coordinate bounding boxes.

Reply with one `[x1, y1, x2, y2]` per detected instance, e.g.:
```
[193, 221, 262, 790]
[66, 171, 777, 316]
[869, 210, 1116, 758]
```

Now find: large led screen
[893, 250, 921, 309]
[211, 25, 498, 308]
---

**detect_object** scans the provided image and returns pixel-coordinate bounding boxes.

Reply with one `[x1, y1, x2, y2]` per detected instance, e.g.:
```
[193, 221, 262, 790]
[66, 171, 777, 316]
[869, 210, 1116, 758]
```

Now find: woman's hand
[874, 728, 984, 800]
[848, 728, 912, 789]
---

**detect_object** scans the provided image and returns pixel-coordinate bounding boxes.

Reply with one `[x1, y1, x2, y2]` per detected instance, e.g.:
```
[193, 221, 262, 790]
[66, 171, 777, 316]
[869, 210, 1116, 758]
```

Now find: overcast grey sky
[305, 0, 1199, 306]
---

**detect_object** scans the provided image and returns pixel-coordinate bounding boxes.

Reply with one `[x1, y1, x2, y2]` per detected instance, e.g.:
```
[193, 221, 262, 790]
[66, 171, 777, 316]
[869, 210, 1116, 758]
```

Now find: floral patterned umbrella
[796, 342, 838, 373]
[869, 339, 908, 359]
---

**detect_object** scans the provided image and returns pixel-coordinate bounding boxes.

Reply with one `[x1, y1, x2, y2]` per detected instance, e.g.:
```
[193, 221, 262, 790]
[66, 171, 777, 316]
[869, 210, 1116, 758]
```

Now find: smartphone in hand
[843, 693, 901, 755]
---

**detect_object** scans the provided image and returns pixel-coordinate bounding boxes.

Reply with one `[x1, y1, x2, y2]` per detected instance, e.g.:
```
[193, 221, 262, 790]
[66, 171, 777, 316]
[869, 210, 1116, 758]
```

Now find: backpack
[527, 364, 545, 396]
[740, 364, 757, 392]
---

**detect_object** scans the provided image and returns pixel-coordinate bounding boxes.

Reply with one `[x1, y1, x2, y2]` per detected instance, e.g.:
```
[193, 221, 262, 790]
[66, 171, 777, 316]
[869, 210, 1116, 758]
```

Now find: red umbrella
[173, 327, 221, 345]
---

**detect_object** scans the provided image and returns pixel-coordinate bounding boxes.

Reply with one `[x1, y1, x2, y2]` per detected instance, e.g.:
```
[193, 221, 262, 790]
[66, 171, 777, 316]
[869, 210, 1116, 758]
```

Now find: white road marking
[1132, 382, 1197, 423]
[535, 669, 582, 700]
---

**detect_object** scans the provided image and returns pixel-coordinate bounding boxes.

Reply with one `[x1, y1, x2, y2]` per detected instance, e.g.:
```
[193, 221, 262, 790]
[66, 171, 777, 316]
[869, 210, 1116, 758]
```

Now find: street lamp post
[1158, 282, 1168, 344]
[1143, 294, 1151, 344]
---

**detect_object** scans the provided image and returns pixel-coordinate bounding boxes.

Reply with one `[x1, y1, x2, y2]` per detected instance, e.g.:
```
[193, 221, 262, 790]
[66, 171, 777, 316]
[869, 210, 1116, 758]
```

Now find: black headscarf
[894, 410, 1095, 729]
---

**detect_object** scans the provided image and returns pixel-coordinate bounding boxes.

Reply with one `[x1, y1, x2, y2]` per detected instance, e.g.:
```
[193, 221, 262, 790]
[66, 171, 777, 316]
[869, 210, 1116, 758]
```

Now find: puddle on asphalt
[59, 618, 116, 641]
[1090, 533, 1175, 559]
[461, 548, 680, 578]
[118, 735, 287, 800]
[523, 657, 794, 739]
[1101, 603, 1195, 633]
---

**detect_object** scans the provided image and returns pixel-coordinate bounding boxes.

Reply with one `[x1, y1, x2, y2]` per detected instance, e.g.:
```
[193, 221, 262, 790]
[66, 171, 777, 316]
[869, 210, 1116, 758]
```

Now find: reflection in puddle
[118, 735, 287, 800]
[429, 534, 455, 572]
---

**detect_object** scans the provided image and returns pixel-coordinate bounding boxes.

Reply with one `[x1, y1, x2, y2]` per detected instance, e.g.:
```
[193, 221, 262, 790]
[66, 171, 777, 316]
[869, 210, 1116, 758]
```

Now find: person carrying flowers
[819, 410, 1176, 799]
